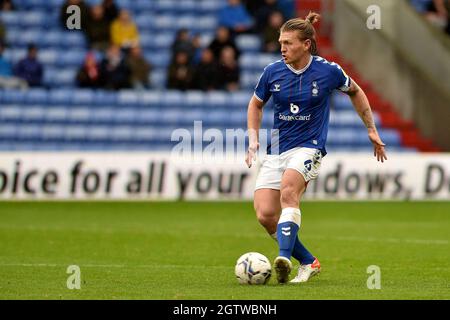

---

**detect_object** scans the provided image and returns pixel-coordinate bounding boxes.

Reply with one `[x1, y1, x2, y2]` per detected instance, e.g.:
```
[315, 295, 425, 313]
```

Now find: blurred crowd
[167, 0, 293, 91]
[410, 0, 450, 35]
[0, 0, 294, 91]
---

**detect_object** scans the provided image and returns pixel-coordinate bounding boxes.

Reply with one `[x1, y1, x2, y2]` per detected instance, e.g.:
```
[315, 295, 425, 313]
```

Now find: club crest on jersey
[312, 81, 319, 97]
[273, 84, 281, 92]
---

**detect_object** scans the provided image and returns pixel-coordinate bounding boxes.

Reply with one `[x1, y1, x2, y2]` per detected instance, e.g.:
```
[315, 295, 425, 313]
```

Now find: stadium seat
[48, 89, 73, 105]
[21, 106, 46, 123]
[0, 106, 22, 123]
[117, 90, 140, 107]
[140, 91, 162, 106]
[236, 35, 262, 52]
[25, 88, 49, 105]
[71, 89, 95, 105]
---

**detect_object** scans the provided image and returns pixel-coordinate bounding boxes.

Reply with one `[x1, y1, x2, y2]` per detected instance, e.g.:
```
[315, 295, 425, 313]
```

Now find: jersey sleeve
[254, 67, 271, 103]
[330, 63, 351, 92]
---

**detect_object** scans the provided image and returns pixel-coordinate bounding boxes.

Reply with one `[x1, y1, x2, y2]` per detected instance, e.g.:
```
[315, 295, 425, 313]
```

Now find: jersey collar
[286, 55, 313, 75]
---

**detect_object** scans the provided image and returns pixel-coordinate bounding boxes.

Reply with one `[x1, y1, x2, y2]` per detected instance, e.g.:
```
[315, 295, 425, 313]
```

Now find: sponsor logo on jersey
[273, 84, 281, 92]
[278, 114, 311, 121]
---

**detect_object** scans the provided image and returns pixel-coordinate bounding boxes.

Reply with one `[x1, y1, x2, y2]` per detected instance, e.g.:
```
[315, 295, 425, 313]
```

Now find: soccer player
[245, 12, 387, 284]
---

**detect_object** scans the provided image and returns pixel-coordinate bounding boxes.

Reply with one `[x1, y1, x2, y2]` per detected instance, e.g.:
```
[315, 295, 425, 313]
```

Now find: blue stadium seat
[133, 109, 159, 125]
[20, 11, 48, 28]
[64, 125, 87, 142]
[241, 72, 260, 90]
[230, 91, 251, 108]
[1, 89, 27, 104]
[0, 12, 20, 27]
[94, 90, 117, 106]
[39, 50, 59, 65]
[150, 69, 167, 89]
[117, 90, 140, 106]
[236, 35, 262, 52]
[59, 49, 87, 67]
[112, 108, 137, 124]
[21, 106, 46, 123]
[47, 68, 77, 87]
[135, 14, 155, 30]
[48, 88, 74, 105]
[16, 124, 42, 141]
[25, 88, 49, 105]
[72, 89, 95, 105]
[0, 105, 22, 122]
[45, 107, 68, 123]
[90, 107, 115, 124]
[332, 92, 353, 110]
[205, 91, 227, 107]
[140, 91, 162, 106]
[146, 52, 171, 68]
[68, 107, 92, 124]
[110, 126, 133, 142]
[160, 90, 184, 107]
[185, 91, 205, 107]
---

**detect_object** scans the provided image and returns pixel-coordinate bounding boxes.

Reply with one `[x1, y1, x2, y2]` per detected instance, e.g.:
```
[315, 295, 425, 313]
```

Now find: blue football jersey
[254, 56, 351, 156]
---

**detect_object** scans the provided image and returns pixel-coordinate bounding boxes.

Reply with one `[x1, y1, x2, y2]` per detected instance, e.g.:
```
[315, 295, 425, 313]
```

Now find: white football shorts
[255, 147, 323, 191]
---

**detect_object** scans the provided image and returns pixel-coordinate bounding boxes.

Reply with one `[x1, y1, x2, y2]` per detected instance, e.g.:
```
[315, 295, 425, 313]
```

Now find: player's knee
[254, 205, 278, 230]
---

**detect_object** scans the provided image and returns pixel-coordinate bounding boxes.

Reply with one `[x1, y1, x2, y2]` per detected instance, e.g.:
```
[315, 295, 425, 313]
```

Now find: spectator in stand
[263, 11, 284, 53]
[254, 0, 279, 33]
[171, 29, 195, 61]
[0, 0, 14, 11]
[86, 4, 111, 51]
[60, 0, 90, 30]
[0, 19, 5, 43]
[243, 0, 264, 15]
[99, 44, 131, 90]
[102, 0, 119, 24]
[192, 48, 221, 91]
[208, 26, 240, 60]
[431, 0, 450, 34]
[218, 46, 240, 92]
[14, 43, 43, 87]
[410, 0, 450, 34]
[218, 0, 254, 35]
[167, 51, 194, 91]
[0, 42, 27, 89]
[276, 0, 295, 20]
[126, 45, 152, 89]
[110, 9, 140, 49]
[76, 52, 103, 88]
[190, 34, 203, 65]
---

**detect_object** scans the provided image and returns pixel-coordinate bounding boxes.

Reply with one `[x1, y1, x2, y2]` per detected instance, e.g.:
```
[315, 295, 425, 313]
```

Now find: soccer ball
[235, 252, 272, 285]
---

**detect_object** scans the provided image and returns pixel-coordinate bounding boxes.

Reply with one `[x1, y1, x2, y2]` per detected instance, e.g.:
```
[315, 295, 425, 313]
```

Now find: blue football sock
[276, 208, 301, 260]
[292, 236, 315, 265]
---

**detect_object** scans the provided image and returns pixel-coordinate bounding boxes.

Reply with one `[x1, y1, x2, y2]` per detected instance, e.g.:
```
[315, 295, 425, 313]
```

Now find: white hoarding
[0, 153, 448, 200]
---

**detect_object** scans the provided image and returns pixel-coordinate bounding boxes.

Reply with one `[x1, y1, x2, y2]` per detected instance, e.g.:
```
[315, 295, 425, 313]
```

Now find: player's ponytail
[306, 11, 320, 25]
[280, 11, 321, 55]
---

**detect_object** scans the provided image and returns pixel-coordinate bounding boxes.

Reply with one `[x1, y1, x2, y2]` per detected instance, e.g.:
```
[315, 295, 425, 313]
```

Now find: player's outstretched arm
[246, 95, 265, 168]
[346, 80, 388, 163]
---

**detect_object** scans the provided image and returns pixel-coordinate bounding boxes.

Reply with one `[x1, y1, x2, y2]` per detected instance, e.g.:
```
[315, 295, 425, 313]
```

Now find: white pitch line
[306, 235, 449, 245]
[0, 263, 230, 269]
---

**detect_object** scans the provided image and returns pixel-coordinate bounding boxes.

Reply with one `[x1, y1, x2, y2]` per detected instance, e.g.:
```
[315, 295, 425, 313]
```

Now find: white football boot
[274, 256, 292, 284]
[290, 258, 321, 283]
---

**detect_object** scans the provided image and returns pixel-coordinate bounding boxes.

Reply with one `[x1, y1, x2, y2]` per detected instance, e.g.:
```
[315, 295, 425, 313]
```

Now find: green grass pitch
[0, 201, 449, 300]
